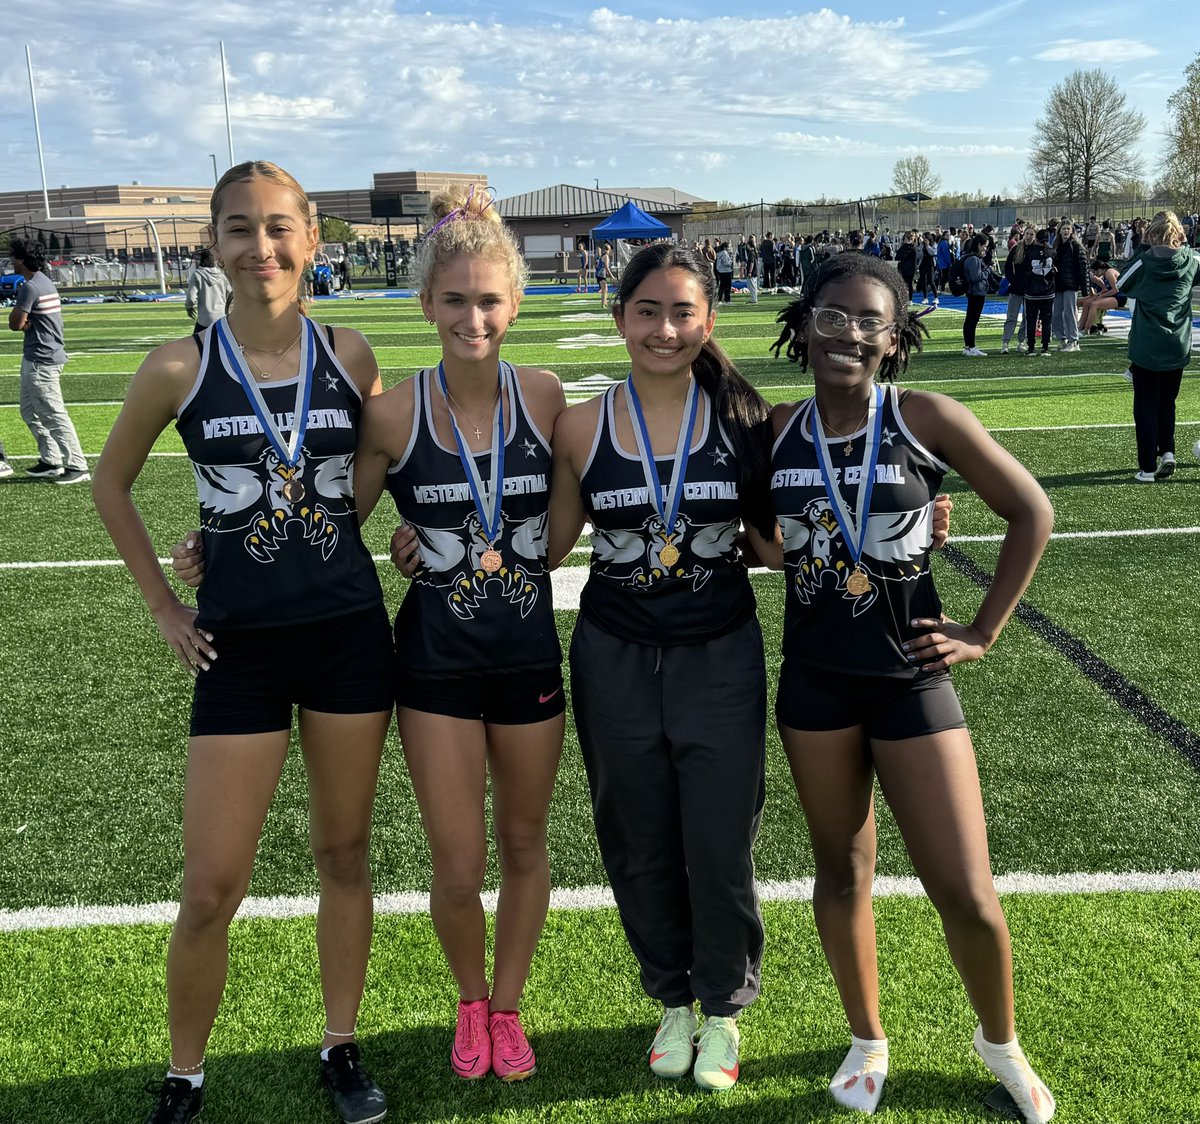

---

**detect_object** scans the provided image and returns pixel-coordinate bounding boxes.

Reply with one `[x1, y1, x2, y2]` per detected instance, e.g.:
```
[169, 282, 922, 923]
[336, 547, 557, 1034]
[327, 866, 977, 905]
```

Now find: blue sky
[2, 1, 1190, 206]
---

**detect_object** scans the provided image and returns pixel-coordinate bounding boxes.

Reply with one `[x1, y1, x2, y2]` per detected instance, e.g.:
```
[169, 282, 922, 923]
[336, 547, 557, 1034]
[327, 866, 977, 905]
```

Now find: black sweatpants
[569, 613, 767, 1017]
[963, 294, 985, 348]
[1130, 363, 1184, 473]
[1025, 298, 1052, 352]
[717, 271, 733, 303]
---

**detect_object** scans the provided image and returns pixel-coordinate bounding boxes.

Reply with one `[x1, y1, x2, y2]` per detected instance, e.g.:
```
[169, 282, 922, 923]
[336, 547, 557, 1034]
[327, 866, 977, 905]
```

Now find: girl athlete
[761, 252, 1057, 1122]
[546, 244, 776, 1091]
[93, 162, 392, 1124]
[1117, 210, 1200, 482]
[1077, 259, 1123, 335]
[362, 186, 567, 1082]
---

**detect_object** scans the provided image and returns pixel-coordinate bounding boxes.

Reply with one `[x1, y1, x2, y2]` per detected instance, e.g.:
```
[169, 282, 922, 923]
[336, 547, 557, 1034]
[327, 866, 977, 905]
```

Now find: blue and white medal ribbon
[437, 361, 506, 573]
[215, 316, 315, 503]
[811, 383, 883, 597]
[624, 375, 699, 570]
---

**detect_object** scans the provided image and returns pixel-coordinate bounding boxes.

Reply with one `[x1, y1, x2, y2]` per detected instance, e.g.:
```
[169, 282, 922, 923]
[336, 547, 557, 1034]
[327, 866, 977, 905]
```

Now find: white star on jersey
[322, 372, 340, 393]
[710, 444, 730, 466]
[880, 427, 897, 446]
[521, 438, 538, 458]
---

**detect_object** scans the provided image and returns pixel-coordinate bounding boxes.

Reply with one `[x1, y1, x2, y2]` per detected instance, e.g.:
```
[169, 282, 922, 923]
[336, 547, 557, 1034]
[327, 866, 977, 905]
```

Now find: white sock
[974, 1026, 1055, 1124]
[829, 1035, 888, 1114]
[166, 1070, 204, 1089]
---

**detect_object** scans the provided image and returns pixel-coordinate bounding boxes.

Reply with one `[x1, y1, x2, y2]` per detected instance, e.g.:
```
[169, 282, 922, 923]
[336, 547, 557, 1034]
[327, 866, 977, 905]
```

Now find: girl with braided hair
[757, 252, 1058, 1122]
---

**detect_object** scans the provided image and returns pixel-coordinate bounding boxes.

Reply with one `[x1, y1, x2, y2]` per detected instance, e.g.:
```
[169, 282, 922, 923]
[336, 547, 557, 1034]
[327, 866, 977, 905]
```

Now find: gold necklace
[822, 406, 869, 455]
[232, 327, 303, 380]
[446, 387, 501, 441]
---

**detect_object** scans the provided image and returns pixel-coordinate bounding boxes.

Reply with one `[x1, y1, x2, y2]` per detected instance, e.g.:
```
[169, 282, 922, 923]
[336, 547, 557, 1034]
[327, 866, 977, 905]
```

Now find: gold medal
[281, 478, 306, 503]
[846, 565, 871, 596]
[480, 549, 503, 573]
[659, 543, 680, 567]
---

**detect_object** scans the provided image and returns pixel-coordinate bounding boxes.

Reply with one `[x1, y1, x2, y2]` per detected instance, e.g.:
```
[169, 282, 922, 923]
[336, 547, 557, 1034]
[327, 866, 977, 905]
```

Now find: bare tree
[1020, 147, 1062, 203]
[1027, 69, 1145, 207]
[891, 156, 942, 199]
[1162, 52, 1200, 213]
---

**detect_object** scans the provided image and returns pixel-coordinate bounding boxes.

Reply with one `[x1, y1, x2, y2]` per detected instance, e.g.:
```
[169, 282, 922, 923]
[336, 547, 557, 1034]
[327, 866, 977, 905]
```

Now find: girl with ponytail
[546, 243, 772, 1091]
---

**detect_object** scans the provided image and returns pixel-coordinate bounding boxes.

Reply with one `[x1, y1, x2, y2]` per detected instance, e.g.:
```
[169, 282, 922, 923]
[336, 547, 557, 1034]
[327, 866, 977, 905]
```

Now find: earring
[508, 317, 517, 327]
[425, 317, 435, 325]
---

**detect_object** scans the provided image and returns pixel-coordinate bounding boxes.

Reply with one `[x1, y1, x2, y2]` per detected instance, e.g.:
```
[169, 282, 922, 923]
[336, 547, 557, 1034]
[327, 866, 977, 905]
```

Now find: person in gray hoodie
[1116, 210, 1200, 481]
[185, 247, 232, 334]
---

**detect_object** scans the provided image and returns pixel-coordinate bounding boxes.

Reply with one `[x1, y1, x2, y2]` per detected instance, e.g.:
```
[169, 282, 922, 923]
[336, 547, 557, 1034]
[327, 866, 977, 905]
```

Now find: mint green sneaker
[693, 1015, 740, 1091]
[647, 1005, 697, 1079]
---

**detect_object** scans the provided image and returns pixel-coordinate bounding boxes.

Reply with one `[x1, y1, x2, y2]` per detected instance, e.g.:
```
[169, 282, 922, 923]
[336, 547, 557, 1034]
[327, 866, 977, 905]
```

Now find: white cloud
[0, 0, 1180, 202]
[1035, 39, 1158, 63]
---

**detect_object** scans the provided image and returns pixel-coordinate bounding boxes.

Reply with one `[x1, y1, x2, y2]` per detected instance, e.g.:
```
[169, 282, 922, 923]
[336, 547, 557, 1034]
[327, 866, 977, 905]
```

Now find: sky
[3, 1, 1192, 207]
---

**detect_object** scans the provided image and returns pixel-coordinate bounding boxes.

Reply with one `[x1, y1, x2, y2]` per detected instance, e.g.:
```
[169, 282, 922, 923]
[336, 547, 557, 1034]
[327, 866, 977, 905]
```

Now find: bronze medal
[480, 549, 503, 573]
[659, 543, 680, 568]
[846, 565, 871, 596]
[282, 478, 306, 503]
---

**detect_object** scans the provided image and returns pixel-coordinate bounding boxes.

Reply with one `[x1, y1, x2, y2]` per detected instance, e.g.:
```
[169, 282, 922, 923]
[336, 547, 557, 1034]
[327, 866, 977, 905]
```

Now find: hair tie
[426, 183, 497, 238]
[910, 302, 938, 320]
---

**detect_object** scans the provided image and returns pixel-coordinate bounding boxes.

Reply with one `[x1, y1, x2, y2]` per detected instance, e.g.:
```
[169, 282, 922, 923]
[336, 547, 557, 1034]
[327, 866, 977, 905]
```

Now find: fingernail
[205, 633, 214, 642]
[186, 539, 194, 548]
[208, 651, 217, 660]
[901, 642, 910, 651]
[200, 662, 210, 671]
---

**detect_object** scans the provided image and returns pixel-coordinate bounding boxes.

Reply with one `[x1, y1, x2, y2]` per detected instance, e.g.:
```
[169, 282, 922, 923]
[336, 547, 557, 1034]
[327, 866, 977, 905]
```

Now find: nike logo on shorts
[539, 688, 561, 704]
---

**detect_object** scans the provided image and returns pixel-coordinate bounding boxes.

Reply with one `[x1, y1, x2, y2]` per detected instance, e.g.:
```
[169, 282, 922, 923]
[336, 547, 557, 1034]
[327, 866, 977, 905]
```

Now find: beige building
[309, 170, 488, 232]
[2, 184, 216, 259]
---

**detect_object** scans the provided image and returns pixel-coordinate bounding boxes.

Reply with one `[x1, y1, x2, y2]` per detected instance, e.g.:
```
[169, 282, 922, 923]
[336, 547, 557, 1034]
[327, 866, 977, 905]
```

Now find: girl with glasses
[762, 252, 1057, 1122]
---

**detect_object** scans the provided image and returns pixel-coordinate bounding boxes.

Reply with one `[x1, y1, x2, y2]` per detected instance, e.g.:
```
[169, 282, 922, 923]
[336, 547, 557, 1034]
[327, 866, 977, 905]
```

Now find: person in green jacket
[1116, 210, 1199, 482]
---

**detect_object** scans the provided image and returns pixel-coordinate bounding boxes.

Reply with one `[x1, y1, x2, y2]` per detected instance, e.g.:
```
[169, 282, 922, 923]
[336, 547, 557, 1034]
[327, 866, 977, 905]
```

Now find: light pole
[209, 154, 218, 185]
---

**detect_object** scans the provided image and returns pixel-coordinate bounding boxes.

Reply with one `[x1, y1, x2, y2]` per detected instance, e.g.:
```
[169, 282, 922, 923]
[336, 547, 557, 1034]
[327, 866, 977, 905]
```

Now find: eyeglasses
[811, 307, 896, 337]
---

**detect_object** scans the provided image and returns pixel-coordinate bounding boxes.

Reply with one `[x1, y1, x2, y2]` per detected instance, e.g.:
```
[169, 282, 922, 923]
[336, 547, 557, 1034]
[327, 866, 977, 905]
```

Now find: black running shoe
[321, 1043, 387, 1123]
[143, 1077, 204, 1124]
[55, 465, 91, 485]
[25, 459, 63, 479]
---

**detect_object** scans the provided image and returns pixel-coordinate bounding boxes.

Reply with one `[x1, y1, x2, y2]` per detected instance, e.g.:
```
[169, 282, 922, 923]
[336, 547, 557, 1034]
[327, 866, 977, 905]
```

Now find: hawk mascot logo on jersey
[780, 497, 933, 616]
[591, 512, 739, 591]
[193, 448, 351, 563]
[409, 510, 546, 620]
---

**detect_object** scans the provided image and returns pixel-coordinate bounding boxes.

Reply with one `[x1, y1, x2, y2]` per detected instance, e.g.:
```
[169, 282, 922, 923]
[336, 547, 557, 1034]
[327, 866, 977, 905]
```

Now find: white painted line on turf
[3, 869, 1198, 933]
[6, 526, 1200, 577]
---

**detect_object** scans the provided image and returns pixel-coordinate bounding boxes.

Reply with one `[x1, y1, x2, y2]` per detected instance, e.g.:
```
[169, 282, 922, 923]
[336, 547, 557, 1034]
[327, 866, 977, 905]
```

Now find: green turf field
[1, 292, 1198, 1123]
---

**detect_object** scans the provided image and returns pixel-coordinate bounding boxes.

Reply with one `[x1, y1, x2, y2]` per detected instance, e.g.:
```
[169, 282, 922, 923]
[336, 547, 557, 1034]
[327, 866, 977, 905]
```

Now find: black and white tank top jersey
[386, 364, 560, 677]
[176, 318, 382, 631]
[771, 384, 947, 677]
[580, 383, 755, 646]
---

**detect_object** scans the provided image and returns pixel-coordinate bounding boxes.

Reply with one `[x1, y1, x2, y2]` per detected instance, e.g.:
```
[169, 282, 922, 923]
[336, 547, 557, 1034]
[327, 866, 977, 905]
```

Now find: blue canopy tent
[590, 200, 671, 243]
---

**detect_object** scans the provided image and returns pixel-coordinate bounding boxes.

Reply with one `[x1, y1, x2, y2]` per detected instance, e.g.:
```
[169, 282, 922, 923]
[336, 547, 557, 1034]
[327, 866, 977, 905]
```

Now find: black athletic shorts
[396, 665, 566, 725]
[775, 660, 965, 741]
[190, 604, 396, 736]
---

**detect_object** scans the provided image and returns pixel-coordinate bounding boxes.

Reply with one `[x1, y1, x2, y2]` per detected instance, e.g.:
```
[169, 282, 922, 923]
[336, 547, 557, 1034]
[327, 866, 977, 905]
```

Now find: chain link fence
[684, 197, 1176, 243]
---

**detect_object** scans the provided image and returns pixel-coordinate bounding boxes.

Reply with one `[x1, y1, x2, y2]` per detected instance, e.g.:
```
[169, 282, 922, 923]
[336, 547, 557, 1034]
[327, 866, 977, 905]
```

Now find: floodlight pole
[209, 154, 219, 185]
[220, 42, 235, 168]
[25, 46, 51, 220]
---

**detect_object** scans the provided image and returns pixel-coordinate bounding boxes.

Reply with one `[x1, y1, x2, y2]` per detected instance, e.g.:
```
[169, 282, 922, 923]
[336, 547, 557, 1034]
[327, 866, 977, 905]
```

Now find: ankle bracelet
[323, 1026, 356, 1038]
[168, 1058, 205, 1074]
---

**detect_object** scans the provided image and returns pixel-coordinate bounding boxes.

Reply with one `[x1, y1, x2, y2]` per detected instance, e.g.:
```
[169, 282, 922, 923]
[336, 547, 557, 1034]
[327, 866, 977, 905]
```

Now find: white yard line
[3, 869, 1197, 933]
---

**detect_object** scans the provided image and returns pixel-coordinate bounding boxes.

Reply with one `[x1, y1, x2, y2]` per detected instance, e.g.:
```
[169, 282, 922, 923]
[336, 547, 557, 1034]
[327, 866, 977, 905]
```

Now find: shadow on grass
[0, 1028, 1003, 1124]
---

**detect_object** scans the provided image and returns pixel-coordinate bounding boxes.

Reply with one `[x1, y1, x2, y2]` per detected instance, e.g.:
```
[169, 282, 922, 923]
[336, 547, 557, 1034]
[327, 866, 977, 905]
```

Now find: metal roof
[600, 187, 711, 207]
[496, 184, 690, 219]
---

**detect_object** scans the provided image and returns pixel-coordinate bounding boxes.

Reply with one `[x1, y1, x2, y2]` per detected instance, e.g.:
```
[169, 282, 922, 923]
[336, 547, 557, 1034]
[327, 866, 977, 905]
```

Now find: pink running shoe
[489, 1010, 537, 1082]
[452, 997, 491, 1079]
